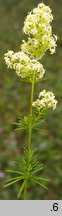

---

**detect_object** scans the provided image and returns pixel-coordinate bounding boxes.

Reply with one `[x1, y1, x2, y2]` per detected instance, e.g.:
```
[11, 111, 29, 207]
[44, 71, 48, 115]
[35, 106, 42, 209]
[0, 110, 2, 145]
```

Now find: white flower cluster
[21, 3, 57, 59]
[32, 89, 57, 110]
[23, 3, 53, 35]
[4, 2, 57, 87]
[4, 50, 45, 81]
[4, 50, 14, 68]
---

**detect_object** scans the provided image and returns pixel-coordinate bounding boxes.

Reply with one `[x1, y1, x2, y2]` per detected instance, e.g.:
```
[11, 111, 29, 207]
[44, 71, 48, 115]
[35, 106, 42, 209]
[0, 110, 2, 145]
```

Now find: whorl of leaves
[4, 149, 49, 198]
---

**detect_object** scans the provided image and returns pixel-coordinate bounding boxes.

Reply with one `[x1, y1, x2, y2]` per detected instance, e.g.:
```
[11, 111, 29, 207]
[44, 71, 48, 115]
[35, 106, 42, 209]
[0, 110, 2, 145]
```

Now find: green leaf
[35, 176, 50, 181]
[5, 176, 24, 183]
[18, 181, 25, 198]
[31, 179, 48, 190]
[32, 166, 43, 175]
[4, 177, 23, 187]
[6, 169, 23, 175]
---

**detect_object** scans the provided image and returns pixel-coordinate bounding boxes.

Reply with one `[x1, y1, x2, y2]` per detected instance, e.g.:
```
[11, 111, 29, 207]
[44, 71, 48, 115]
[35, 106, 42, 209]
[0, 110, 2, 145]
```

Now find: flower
[4, 50, 14, 68]
[32, 90, 57, 110]
[4, 2, 57, 86]
[21, 35, 57, 60]
[4, 51, 45, 82]
[23, 3, 53, 36]
[21, 2, 57, 60]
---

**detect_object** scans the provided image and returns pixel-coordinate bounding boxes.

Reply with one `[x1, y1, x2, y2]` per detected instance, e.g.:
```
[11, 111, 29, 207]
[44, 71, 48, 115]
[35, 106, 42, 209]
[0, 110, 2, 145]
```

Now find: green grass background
[0, 0, 62, 199]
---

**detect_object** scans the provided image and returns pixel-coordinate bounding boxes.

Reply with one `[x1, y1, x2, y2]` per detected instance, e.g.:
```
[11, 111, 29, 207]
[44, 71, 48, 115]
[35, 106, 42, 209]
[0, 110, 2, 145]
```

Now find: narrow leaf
[18, 181, 25, 198]
[32, 179, 48, 190]
[6, 170, 23, 175]
[35, 176, 50, 181]
[4, 177, 23, 188]
[32, 166, 43, 174]
[5, 176, 24, 183]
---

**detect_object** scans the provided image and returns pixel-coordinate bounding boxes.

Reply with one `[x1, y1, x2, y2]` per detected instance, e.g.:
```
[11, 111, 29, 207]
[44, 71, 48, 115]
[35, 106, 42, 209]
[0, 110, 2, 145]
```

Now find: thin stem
[24, 181, 27, 200]
[28, 74, 35, 161]
[24, 74, 35, 200]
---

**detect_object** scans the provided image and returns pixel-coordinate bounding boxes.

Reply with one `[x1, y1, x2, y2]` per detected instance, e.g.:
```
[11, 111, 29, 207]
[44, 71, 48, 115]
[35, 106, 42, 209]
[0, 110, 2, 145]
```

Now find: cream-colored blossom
[32, 90, 57, 110]
[4, 50, 45, 82]
[4, 50, 14, 68]
[23, 3, 53, 35]
[21, 3, 57, 60]
[21, 32, 57, 60]
[4, 2, 57, 86]
[21, 34, 57, 59]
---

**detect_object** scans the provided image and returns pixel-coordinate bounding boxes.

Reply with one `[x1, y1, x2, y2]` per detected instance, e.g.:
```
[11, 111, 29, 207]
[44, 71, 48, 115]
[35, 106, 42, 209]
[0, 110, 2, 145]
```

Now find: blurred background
[0, 0, 62, 200]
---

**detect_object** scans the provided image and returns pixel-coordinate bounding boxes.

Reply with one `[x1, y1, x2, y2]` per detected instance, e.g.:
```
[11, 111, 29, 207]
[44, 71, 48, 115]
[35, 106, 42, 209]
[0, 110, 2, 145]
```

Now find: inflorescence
[32, 90, 57, 111]
[4, 2, 57, 109]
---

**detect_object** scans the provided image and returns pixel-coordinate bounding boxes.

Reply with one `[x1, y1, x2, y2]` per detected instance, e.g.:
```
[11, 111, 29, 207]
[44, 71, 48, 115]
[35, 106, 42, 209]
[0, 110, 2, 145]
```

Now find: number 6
[53, 203, 58, 211]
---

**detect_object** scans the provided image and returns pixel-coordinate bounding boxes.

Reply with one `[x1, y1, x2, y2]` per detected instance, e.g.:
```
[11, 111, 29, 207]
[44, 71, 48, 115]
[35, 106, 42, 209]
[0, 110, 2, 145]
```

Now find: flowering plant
[4, 3, 57, 200]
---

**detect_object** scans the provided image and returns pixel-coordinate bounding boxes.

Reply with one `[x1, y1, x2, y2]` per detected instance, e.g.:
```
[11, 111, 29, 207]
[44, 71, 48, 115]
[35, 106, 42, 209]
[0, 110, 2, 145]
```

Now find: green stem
[24, 181, 27, 200]
[28, 74, 35, 161]
[23, 75, 35, 200]
[24, 74, 35, 200]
